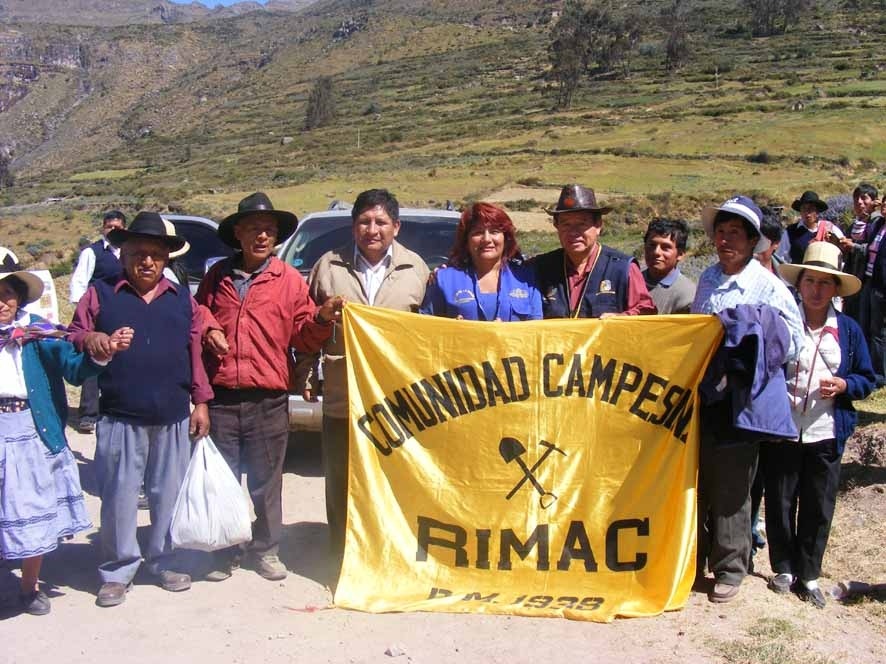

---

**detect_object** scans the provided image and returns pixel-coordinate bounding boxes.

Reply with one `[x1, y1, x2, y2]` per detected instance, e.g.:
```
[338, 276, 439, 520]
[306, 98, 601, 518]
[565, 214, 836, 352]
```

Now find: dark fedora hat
[791, 190, 828, 212]
[108, 211, 186, 252]
[218, 192, 298, 249]
[546, 184, 612, 216]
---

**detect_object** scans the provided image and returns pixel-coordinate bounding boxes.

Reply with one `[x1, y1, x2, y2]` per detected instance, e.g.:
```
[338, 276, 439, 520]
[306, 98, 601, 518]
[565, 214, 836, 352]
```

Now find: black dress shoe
[20, 590, 51, 616]
[96, 582, 130, 607]
[798, 585, 827, 609]
[158, 570, 191, 592]
[768, 573, 794, 594]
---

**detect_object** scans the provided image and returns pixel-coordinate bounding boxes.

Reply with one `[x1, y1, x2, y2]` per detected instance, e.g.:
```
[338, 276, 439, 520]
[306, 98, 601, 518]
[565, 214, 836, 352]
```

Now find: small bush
[517, 176, 543, 187]
[701, 58, 734, 75]
[747, 150, 773, 164]
[821, 194, 853, 229]
[503, 199, 542, 212]
[638, 42, 661, 58]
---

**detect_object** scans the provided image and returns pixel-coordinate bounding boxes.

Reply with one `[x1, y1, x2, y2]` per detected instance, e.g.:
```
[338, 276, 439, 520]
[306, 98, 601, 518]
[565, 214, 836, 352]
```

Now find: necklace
[791, 319, 839, 413]
[563, 247, 601, 319]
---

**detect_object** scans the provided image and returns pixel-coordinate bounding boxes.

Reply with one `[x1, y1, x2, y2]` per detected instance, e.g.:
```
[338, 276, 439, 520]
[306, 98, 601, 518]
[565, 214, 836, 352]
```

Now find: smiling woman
[420, 202, 542, 322]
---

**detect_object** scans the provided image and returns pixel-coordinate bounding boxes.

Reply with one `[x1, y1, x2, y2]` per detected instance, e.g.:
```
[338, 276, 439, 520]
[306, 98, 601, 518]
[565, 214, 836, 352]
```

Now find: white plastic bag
[170, 436, 252, 551]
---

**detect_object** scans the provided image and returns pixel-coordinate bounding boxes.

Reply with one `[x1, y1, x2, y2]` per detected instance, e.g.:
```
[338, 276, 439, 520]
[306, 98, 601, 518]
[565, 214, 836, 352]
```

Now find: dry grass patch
[713, 617, 835, 664]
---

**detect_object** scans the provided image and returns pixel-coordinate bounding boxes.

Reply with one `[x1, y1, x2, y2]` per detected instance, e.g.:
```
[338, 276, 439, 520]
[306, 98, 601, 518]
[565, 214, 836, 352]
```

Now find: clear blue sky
[170, 0, 267, 6]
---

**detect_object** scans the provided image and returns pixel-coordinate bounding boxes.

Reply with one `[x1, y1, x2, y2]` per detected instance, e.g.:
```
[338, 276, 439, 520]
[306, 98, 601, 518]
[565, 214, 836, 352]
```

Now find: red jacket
[196, 256, 332, 391]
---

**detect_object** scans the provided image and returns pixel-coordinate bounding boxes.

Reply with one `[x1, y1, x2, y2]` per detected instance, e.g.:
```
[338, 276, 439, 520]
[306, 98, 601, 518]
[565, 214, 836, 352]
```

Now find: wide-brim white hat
[0, 270, 45, 306]
[777, 241, 861, 297]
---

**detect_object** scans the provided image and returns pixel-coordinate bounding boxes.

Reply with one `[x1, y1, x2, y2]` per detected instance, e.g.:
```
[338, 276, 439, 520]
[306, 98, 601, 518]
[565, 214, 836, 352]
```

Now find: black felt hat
[217, 192, 298, 249]
[791, 190, 828, 212]
[108, 211, 186, 252]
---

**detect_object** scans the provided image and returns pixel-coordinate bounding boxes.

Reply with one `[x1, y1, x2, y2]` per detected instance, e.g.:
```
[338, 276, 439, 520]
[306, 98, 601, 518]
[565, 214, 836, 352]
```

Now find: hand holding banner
[335, 305, 722, 621]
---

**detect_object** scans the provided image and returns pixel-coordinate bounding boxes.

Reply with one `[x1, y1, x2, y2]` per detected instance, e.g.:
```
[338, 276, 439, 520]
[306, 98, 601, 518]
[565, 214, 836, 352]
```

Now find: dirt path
[1, 430, 883, 664]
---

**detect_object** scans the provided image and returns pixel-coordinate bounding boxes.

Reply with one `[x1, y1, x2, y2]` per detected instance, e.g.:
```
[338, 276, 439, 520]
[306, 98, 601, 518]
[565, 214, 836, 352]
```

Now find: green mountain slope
[1, 0, 884, 224]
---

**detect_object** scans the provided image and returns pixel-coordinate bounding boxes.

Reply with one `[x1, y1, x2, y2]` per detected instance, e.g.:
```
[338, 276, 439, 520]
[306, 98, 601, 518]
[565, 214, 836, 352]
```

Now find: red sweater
[196, 256, 332, 391]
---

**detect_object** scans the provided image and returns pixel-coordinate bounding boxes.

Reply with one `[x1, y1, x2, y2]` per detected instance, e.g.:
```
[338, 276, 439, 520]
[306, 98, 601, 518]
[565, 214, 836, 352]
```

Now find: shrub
[503, 199, 542, 212]
[517, 176, 544, 186]
[747, 150, 773, 164]
[821, 194, 853, 227]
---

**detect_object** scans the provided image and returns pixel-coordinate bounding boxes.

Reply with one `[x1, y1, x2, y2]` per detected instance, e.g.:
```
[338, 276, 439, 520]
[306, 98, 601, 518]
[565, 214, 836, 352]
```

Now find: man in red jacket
[197, 192, 342, 581]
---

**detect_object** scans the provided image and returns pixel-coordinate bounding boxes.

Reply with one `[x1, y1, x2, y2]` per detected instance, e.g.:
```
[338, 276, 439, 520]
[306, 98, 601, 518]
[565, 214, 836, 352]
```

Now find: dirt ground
[1, 426, 884, 664]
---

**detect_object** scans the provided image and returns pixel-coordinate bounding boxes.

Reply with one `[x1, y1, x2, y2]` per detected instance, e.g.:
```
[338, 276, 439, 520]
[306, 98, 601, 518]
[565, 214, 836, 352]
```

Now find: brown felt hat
[546, 184, 612, 217]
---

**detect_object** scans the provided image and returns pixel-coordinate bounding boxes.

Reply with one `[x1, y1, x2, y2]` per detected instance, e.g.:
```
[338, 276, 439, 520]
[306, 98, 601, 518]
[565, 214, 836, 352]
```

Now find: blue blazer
[420, 263, 543, 321]
[19, 314, 103, 454]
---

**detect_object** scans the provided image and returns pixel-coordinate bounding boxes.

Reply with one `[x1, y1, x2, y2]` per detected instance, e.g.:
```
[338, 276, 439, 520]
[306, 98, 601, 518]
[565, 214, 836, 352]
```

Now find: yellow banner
[335, 304, 723, 622]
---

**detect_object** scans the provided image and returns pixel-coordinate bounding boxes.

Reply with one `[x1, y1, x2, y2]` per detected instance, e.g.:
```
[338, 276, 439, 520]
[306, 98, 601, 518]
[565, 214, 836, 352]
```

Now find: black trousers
[697, 430, 759, 586]
[762, 438, 841, 582]
[209, 389, 289, 557]
[79, 375, 99, 420]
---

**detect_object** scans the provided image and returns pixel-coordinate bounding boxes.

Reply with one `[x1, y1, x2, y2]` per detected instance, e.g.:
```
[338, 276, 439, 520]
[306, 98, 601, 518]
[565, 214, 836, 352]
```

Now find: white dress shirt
[354, 245, 393, 305]
[69, 239, 120, 303]
[0, 316, 29, 398]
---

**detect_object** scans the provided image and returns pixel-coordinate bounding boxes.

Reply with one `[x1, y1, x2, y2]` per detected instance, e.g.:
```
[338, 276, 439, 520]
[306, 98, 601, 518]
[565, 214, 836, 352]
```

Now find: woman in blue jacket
[420, 202, 542, 321]
[765, 242, 876, 608]
[0, 268, 130, 615]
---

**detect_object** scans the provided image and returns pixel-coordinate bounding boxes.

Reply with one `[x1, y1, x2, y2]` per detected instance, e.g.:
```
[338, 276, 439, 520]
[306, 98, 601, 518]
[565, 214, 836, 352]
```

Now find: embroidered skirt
[0, 409, 91, 559]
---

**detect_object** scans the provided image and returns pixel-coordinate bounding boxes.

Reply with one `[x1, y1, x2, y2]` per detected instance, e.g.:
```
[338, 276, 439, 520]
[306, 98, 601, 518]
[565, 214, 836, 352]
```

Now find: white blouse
[786, 306, 841, 443]
[0, 316, 29, 399]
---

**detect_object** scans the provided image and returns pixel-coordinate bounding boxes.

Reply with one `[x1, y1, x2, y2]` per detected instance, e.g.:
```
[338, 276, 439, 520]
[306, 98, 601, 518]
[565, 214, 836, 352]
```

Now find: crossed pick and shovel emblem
[499, 437, 567, 509]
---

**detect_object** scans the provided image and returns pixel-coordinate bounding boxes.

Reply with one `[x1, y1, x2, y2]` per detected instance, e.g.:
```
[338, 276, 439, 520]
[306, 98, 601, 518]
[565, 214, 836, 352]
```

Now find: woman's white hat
[777, 241, 861, 297]
[0, 269, 45, 306]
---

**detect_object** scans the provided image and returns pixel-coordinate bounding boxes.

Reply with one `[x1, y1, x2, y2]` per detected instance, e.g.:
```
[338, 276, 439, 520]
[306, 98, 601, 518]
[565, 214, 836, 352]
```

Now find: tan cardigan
[303, 241, 429, 418]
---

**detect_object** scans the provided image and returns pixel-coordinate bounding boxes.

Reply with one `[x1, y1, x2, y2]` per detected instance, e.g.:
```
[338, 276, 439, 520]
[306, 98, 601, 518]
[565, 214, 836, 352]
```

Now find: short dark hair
[853, 183, 878, 200]
[643, 218, 689, 252]
[103, 210, 127, 226]
[351, 189, 399, 223]
[4, 275, 29, 306]
[759, 206, 783, 244]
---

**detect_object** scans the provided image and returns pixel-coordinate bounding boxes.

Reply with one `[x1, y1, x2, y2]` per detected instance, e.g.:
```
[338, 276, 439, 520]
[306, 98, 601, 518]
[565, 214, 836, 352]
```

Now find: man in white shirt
[300, 189, 430, 565]
[69, 210, 126, 433]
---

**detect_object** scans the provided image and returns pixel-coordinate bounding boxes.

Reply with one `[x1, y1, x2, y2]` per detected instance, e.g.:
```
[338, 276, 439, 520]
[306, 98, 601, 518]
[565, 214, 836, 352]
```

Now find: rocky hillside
[0, 0, 883, 220]
[0, 0, 314, 26]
